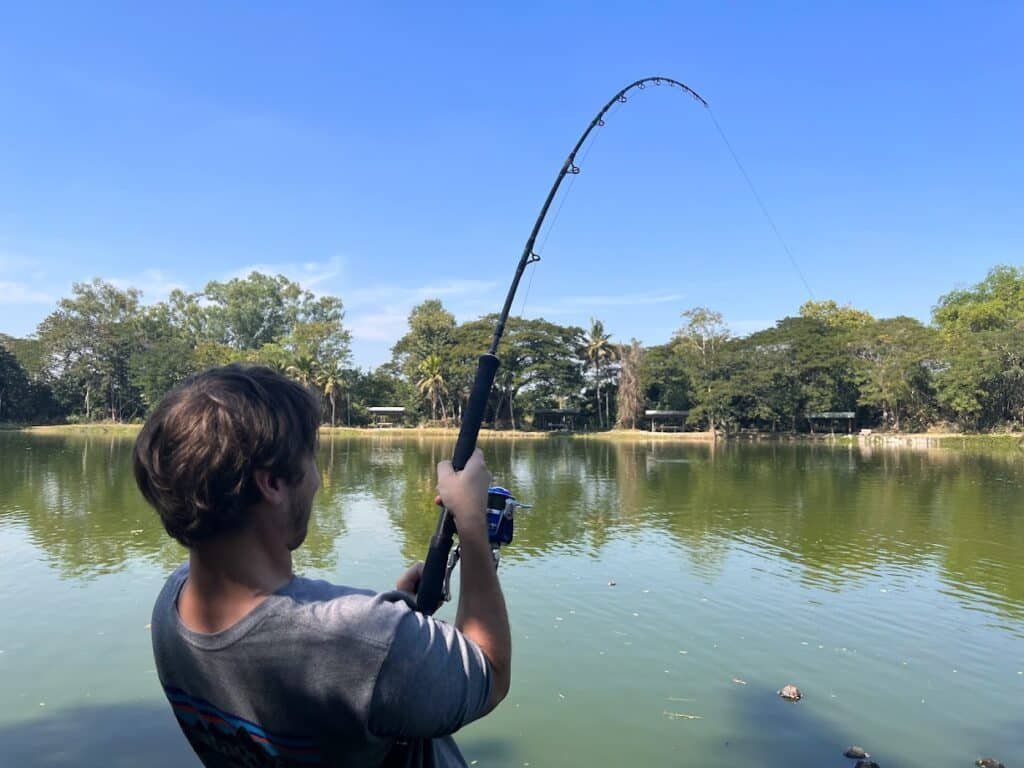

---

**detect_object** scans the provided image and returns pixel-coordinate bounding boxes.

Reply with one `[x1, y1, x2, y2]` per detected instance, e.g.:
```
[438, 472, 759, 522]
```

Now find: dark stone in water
[844, 746, 870, 759]
[975, 760, 1005, 768]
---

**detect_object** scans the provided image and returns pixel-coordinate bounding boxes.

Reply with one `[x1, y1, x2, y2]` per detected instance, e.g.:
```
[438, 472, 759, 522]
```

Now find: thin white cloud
[0, 280, 55, 305]
[0, 251, 58, 305]
[347, 310, 410, 342]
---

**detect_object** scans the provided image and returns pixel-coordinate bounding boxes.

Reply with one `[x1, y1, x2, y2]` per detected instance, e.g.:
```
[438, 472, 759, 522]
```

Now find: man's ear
[253, 469, 287, 505]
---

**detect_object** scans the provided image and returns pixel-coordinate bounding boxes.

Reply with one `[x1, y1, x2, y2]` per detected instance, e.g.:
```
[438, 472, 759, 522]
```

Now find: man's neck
[179, 527, 294, 634]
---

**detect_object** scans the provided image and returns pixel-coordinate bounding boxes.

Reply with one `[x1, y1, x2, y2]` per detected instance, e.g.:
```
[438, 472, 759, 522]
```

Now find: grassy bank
[14, 423, 1023, 451]
[19, 423, 714, 441]
[23, 423, 144, 436]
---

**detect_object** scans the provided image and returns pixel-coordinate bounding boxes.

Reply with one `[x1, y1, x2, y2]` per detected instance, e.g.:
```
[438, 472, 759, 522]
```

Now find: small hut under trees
[367, 406, 405, 428]
[645, 410, 689, 432]
[807, 411, 855, 434]
[533, 408, 582, 432]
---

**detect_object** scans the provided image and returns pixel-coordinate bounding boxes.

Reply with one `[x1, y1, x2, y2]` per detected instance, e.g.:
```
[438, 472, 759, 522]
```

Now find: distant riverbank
[16, 424, 716, 442]
[12, 423, 1022, 451]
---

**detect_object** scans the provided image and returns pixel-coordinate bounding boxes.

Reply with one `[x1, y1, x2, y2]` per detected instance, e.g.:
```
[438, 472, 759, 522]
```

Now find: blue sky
[1, 2, 1021, 367]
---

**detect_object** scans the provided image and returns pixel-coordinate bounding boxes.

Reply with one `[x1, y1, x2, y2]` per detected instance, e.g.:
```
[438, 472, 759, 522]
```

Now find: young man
[134, 364, 511, 767]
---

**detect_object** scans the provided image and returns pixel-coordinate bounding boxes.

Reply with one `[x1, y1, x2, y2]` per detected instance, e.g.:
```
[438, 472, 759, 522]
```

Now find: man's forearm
[455, 528, 511, 709]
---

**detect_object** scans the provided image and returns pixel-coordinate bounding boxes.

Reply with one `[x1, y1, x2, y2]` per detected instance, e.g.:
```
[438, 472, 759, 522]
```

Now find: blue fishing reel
[486, 486, 523, 547]
[441, 486, 531, 603]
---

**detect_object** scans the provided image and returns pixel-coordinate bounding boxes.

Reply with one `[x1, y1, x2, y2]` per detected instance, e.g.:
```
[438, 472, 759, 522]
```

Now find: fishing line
[706, 108, 816, 299]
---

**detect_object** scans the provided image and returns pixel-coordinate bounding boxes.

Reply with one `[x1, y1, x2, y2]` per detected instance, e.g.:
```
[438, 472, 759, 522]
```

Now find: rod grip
[416, 354, 500, 615]
[414, 510, 457, 615]
[452, 354, 500, 470]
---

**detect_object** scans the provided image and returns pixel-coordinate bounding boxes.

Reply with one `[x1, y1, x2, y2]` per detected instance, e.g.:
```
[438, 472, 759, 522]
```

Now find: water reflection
[2, 433, 1022, 624]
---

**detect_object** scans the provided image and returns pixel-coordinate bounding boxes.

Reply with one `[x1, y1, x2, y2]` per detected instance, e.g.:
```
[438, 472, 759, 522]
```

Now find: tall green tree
[851, 317, 938, 430]
[129, 303, 198, 411]
[416, 353, 447, 422]
[36, 279, 144, 421]
[315, 363, 347, 427]
[638, 343, 692, 412]
[674, 307, 731, 432]
[582, 318, 616, 429]
[392, 300, 456, 378]
[933, 266, 1024, 428]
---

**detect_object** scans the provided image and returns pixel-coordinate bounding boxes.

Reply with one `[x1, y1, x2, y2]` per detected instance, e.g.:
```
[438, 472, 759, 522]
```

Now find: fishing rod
[415, 76, 709, 615]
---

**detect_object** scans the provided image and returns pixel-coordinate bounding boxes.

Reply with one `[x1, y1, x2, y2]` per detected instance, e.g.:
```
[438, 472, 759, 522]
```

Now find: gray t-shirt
[151, 563, 492, 767]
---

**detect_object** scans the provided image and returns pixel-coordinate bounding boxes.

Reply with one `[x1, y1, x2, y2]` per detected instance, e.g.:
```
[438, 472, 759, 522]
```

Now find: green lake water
[1, 433, 1022, 767]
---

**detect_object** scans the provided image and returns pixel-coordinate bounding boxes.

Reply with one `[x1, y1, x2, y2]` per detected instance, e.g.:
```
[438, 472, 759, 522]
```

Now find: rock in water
[844, 746, 870, 759]
[975, 760, 1005, 768]
[777, 684, 802, 701]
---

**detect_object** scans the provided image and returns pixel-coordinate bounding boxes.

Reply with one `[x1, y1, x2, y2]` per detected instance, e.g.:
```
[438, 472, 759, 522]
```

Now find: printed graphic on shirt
[165, 686, 323, 767]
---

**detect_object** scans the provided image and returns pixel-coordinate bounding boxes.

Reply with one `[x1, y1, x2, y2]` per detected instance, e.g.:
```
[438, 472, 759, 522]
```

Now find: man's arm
[436, 450, 511, 712]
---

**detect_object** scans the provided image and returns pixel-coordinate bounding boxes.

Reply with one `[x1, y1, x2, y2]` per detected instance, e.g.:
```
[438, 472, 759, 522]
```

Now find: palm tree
[285, 354, 317, 387]
[583, 318, 615, 428]
[416, 354, 447, 422]
[315, 364, 345, 427]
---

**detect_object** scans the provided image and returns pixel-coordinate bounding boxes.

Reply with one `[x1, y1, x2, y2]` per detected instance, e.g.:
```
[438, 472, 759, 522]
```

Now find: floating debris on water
[731, 678, 747, 685]
[144, 624, 151, 630]
[844, 746, 870, 759]
[555, 616, 564, 621]
[666, 697, 695, 702]
[558, 693, 565, 700]
[975, 759, 1006, 768]
[777, 684, 802, 701]
[663, 710, 702, 721]
[632, 612, 640, 617]
[39, 702, 46, 707]
[608, 581, 617, 587]
[678, 650, 688, 655]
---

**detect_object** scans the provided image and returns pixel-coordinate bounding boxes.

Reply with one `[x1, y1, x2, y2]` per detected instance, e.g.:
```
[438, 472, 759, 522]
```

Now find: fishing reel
[441, 486, 531, 603]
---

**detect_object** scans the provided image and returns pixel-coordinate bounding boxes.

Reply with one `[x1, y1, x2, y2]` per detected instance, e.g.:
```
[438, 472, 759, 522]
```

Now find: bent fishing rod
[415, 76, 709, 615]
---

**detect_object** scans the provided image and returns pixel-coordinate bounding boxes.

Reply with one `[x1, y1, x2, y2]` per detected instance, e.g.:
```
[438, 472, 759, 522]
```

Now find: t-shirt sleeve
[368, 594, 493, 739]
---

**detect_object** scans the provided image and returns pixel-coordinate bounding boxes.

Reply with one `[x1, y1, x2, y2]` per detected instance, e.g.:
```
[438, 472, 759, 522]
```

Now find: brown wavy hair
[133, 364, 320, 547]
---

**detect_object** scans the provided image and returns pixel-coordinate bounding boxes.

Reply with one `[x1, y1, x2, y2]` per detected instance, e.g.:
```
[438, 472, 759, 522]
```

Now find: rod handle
[416, 354, 500, 615]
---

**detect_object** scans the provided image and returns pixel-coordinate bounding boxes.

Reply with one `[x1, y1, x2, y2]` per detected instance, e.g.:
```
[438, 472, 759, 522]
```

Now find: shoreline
[11, 423, 1021, 449]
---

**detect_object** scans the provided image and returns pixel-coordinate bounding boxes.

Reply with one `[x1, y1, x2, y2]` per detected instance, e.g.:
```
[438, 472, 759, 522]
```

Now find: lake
[1, 432, 1021, 767]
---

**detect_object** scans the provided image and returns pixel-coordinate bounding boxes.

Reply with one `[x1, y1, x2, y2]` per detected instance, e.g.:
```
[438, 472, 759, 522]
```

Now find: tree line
[2, 265, 1023, 433]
